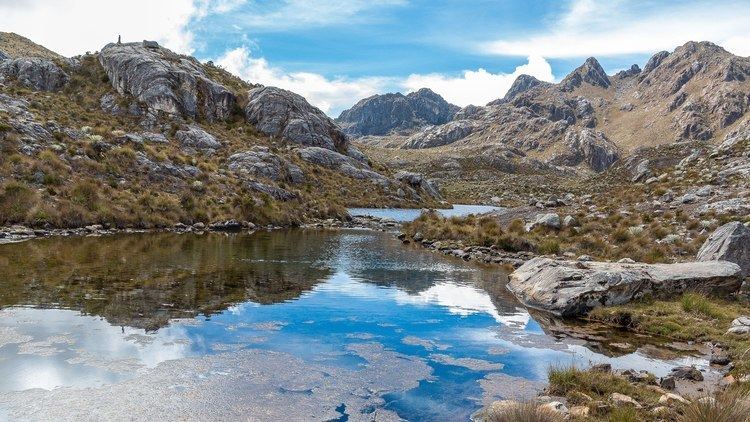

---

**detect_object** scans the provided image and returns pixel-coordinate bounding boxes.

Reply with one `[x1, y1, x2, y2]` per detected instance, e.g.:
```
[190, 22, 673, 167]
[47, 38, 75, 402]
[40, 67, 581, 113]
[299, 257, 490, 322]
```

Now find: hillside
[0, 35, 443, 230]
[357, 41, 750, 177]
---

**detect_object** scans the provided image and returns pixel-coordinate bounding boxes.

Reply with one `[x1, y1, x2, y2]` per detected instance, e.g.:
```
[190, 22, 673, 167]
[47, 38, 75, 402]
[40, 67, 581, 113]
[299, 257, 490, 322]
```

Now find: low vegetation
[589, 293, 750, 376]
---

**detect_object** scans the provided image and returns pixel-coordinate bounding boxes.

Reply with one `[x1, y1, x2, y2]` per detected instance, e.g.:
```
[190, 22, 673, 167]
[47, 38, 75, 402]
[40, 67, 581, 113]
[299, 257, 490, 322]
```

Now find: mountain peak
[503, 74, 551, 101]
[560, 56, 611, 92]
[337, 88, 459, 137]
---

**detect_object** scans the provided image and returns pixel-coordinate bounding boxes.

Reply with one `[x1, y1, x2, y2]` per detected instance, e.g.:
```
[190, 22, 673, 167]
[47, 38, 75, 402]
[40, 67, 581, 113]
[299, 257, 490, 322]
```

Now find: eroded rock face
[0, 49, 9, 61]
[508, 257, 742, 316]
[0, 57, 69, 91]
[402, 120, 477, 149]
[245, 86, 352, 155]
[337, 88, 459, 137]
[298, 147, 388, 184]
[228, 146, 304, 184]
[697, 221, 750, 277]
[551, 129, 619, 172]
[99, 42, 236, 121]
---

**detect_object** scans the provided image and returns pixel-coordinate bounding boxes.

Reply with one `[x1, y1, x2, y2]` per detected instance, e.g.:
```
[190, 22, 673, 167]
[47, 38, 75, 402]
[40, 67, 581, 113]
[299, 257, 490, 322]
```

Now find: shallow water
[348, 204, 502, 222]
[0, 230, 709, 421]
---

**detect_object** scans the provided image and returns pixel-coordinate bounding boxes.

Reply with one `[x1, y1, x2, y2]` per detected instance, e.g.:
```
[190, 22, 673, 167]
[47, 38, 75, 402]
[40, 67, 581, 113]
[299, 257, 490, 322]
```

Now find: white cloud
[227, 0, 407, 31]
[481, 0, 750, 58]
[217, 47, 555, 114]
[0, 0, 203, 56]
[216, 47, 393, 115]
[402, 56, 554, 107]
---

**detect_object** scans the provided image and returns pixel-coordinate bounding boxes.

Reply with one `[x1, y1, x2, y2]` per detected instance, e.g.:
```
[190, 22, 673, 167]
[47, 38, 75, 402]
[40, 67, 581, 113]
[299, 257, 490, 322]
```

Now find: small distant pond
[348, 204, 503, 222]
[0, 229, 710, 420]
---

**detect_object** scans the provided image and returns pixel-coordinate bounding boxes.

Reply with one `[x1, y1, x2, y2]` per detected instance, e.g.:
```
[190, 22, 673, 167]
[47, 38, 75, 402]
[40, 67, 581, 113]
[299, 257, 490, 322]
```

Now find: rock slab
[508, 257, 742, 316]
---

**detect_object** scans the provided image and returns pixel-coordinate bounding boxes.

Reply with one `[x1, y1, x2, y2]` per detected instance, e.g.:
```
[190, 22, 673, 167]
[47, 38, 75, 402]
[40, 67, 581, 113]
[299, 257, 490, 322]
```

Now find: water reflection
[0, 230, 712, 421]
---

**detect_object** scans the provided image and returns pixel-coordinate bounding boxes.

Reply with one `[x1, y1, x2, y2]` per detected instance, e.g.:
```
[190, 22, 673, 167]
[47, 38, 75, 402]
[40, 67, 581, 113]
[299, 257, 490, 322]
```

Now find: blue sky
[2, 1, 750, 115]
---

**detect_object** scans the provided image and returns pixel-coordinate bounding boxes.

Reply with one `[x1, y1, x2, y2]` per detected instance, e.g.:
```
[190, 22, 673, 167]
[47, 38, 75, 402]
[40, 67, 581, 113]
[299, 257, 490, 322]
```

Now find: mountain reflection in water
[0, 230, 712, 421]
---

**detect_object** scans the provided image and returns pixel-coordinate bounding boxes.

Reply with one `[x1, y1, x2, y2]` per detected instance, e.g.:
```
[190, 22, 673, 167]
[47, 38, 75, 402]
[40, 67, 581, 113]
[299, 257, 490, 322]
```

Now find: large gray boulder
[245, 86, 350, 154]
[298, 147, 388, 184]
[228, 146, 304, 184]
[393, 171, 442, 199]
[551, 129, 619, 172]
[697, 221, 750, 277]
[0, 57, 69, 91]
[99, 42, 236, 121]
[508, 257, 742, 316]
[337, 88, 459, 137]
[175, 125, 221, 151]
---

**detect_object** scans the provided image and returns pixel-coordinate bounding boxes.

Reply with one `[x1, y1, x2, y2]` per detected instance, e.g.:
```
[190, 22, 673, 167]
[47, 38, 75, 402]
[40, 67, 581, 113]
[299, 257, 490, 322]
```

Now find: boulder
[0, 49, 8, 61]
[670, 366, 704, 381]
[0, 57, 69, 91]
[393, 171, 442, 199]
[631, 159, 651, 182]
[697, 221, 750, 276]
[727, 316, 750, 335]
[298, 147, 388, 185]
[526, 213, 561, 231]
[507, 257, 743, 316]
[228, 147, 304, 183]
[99, 42, 236, 121]
[245, 86, 352, 155]
[551, 129, 619, 172]
[175, 125, 221, 151]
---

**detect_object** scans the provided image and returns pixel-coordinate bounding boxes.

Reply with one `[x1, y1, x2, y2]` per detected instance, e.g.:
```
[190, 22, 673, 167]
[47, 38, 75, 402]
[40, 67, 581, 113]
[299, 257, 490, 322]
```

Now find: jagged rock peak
[502, 74, 551, 102]
[337, 87, 459, 137]
[560, 57, 611, 92]
[642, 51, 670, 74]
[615, 64, 641, 80]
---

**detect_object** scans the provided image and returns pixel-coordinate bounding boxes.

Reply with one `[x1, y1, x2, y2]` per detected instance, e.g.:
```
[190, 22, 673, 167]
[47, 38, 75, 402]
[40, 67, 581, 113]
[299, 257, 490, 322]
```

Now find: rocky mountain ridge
[336, 88, 459, 137]
[356, 41, 750, 176]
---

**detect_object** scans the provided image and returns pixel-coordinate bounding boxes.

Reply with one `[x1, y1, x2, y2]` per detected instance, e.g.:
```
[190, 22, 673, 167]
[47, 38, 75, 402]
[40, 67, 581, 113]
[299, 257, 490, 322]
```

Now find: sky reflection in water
[0, 230, 709, 420]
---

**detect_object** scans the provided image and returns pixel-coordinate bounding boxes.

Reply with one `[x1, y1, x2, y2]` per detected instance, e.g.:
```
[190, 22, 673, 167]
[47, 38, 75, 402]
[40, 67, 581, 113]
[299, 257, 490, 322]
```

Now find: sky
[1, 0, 749, 116]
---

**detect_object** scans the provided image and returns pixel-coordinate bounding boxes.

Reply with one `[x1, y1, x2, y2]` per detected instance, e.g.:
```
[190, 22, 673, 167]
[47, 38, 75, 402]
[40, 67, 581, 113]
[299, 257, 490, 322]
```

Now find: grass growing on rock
[589, 294, 750, 376]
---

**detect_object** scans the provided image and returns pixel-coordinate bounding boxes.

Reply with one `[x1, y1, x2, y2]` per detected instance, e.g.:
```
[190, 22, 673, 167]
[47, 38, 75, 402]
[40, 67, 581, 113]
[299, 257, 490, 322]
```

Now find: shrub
[485, 402, 563, 422]
[69, 180, 100, 211]
[536, 239, 560, 255]
[681, 390, 750, 422]
[0, 181, 37, 224]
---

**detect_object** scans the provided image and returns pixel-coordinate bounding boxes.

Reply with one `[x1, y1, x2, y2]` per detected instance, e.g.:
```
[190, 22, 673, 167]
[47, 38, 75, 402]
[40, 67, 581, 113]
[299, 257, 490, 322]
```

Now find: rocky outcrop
[697, 222, 750, 277]
[246, 181, 297, 201]
[614, 64, 641, 80]
[175, 125, 221, 151]
[228, 146, 304, 184]
[99, 42, 236, 121]
[0, 50, 8, 61]
[393, 171, 442, 199]
[336, 88, 459, 137]
[508, 257, 743, 316]
[502, 75, 551, 102]
[551, 129, 619, 172]
[642, 51, 670, 75]
[402, 120, 477, 149]
[245, 86, 351, 154]
[559, 57, 611, 91]
[298, 147, 388, 184]
[0, 57, 68, 91]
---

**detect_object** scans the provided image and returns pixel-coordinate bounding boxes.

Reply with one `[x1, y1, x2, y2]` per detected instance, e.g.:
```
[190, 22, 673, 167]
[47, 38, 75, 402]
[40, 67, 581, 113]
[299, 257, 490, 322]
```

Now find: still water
[0, 230, 708, 421]
[348, 204, 502, 222]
